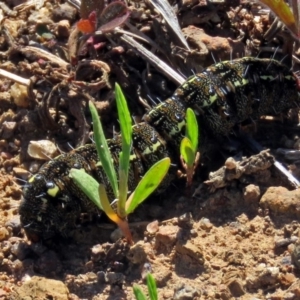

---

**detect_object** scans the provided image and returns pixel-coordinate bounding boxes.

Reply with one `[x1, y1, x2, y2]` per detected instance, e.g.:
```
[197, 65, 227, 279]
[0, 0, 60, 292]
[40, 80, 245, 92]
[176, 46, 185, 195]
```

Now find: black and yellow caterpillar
[19, 57, 300, 241]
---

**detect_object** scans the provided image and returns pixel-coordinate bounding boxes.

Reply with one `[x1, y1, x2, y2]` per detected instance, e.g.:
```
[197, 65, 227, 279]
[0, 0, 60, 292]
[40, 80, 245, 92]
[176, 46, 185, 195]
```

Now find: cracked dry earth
[2, 0, 300, 299]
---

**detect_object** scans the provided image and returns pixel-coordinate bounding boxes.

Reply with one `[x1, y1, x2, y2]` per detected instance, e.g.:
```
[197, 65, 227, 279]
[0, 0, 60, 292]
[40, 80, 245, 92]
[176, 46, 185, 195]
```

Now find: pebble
[10, 241, 32, 260]
[1, 121, 17, 139]
[178, 212, 194, 228]
[127, 241, 147, 264]
[243, 184, 261, 203]
[146, 220, 159, 234]
[173, 283, 201, 299]
[260, 187, 300, 217]
[5, 216, 21, 235]
[12, 168, 30, 181]
[56, 20, 70, 38]
[51, 3, 77, 22]
[275, 236, 298, 248]
[10, 83, 29, 108]
[176, 241, 204, 264]
[0, 227, 9, 241]
[91, 244, 105, 262]
[141, 262, 153, 280]
[105, 272, 125, 285]
[27, 140, 58, 160]
[155, 225, 180, 246]
[199, 218, 213, 231]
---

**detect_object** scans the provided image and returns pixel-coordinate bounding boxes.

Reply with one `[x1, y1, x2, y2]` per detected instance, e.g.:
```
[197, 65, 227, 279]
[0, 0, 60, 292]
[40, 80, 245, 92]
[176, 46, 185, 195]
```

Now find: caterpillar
[19, 57, 300, 241]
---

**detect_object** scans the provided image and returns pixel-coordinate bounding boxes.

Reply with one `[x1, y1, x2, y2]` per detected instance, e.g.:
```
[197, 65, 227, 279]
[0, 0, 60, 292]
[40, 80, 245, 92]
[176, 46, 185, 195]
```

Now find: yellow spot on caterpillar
[129, 154, 137, 161]
[285, 75, 294, 81]
[231, 78, 249, 87]
[205, 94, 218, 107]
[28, 175, 36, 183]
[170, 120, 186, 136]
[142, 141, 162, 155]
[260, 75, 274, 80]
[41, 198, 48, 211]
[47, 184, 60, 197]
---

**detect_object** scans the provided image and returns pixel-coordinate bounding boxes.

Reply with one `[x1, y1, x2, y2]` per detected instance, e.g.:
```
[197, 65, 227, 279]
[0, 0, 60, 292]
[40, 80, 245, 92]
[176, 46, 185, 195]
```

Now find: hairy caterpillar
[20, 57, 300, 241]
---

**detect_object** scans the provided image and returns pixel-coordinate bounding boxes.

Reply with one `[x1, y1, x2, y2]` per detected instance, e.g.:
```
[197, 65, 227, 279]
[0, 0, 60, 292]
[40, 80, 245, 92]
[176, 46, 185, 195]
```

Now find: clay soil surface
[1, 0, 300, 299]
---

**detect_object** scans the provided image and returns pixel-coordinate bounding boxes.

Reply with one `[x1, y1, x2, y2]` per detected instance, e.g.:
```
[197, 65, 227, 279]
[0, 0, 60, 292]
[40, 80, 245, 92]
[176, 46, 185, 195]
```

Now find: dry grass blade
[289, 0, 300, 38]
[120, 34, 185, 85]
[0, 69, 31, 86]
[66, 0, 80, 10]
[148, 0, 190, 50]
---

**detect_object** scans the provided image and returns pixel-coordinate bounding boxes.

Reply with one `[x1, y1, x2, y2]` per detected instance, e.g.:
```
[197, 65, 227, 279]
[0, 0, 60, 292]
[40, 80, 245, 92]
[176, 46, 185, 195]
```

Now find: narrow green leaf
[118, 167, 127, 217]
[180, 137, 195, 168]
[89, 101, 118, 198]
[126, 157, 170, 214]
[185, 108, 198, 153]
[98, 184, 121, 223]
[133, 285, 147, 300]
[146, 274, 158, 300]
[115, 83, 132, 216]
[70, 168, 103, 210]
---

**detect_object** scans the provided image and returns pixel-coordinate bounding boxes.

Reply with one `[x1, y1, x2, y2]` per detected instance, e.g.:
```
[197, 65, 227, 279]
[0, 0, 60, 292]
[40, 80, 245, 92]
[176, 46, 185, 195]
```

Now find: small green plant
[70, 84, 170, 244]
[133, 273, 158, 300]
[180, 108, 200, 186]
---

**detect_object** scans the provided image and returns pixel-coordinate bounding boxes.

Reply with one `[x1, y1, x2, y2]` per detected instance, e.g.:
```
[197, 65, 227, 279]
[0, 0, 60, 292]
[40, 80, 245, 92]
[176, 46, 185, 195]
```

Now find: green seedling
[133, 273, 158, 300]
[70, 84, 170, 244]
[180, 108, 200, 186]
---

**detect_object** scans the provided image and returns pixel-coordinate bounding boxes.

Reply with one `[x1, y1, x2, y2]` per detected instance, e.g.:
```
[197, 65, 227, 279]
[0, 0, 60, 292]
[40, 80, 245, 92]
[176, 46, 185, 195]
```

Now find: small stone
[227, 278, 245, 297]
[51, 3, 77, 22]
[199, 218, 213, 231]
[243, 184, 261, 203]
[156, 225, 180, 246]
[154, 269, 172, 288]
[10, 83, 29, 108]
[57, 20, 70, 38]
[176, 241, 204, 264]
[141, 262, 153, 280]
[1, 241, 12, 256]
[97, 271, 105, 283]
[13, 168, 30, 181]
[5, 216, 21, 235]
[91, 244, 105, 262]
[178, 212, 194, 228]
[27, 140, 58, 160]
[173, 283, 201, 300]
[275, 236, 298, 248]
[278, 272, 296, 287]
[105, 272, 125, 285]
[260, 187, 300, 217]
[0, 227, 9, 241]
[127, 241, 147, 264]
[1, 121, 17, 139]
[146, 220, 159, 234]
[10, 241, 32, 260]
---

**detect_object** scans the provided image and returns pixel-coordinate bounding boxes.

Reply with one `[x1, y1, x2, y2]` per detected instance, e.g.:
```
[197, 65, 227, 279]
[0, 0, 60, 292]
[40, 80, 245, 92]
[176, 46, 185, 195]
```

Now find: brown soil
[1, 0, 300, 299]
